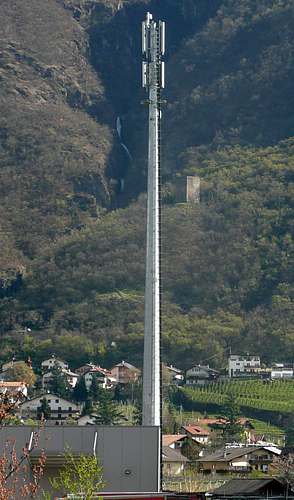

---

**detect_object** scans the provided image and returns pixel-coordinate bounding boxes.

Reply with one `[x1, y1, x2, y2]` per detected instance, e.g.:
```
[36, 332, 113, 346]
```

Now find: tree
[6, 361, 36, 387]
[73, 376, 88, 402]
[48, 367, 71, 398]
[285, 415, 294, 447]
[181, 437, 201, 466]
[50, 452, 105, 500]
[93, 391, 124, 425]
[133, 400, 142, 425]
[38, 398, 51, 420]
[276, 454, 294, 499]
[221, 392, 243, 442]
[90, 375, 103, 402]
[0, 393, 46, 497]
[83, 397, 94, 416]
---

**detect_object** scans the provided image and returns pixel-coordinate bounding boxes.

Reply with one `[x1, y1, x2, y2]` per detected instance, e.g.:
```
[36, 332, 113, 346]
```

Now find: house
[228, 355, 260, 378]
[76, 363, 101, 375]
[209, 478, 294, 498]
[271, 363, 293, 380]
[197, 446, 280, 474]
[197, 417, 255, 443]
[163, 364, 184, 384]
[18, 393, 80, 424]
[77, 414, 96, 425]
[1, 358, 17, 372]
[42, 368, 79, 390]
[0, 381, 28, 400]
[185, 365, 219, 385]
[82, 365, 114, 390]
[110, 361, 141, 384]
[163, 434, 187, 449]
[162, 446, 189, 476]
[41, 356, 69, 373]
[181, 425, 210, 444]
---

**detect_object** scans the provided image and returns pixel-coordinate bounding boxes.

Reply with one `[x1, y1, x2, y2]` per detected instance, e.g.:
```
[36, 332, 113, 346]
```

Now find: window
[68, 407, 72, 411]
[55, 399, 59, 403]
[48, 399, 51, 403]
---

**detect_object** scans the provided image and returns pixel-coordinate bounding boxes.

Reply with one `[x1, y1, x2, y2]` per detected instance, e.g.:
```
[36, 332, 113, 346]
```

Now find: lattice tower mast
[142, 12, 165, 431]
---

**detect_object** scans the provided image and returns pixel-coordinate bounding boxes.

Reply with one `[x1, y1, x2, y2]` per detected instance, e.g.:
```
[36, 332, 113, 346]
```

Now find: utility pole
[141, 12, 165, 490]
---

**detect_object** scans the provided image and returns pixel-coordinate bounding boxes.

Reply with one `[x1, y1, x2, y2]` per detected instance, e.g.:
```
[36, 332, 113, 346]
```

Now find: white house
[19, 393, 81, 424]
[271, 366, 293, 379]
[0, 381, 28, 400]
[82, 365, 114, 390]
[41, 356, 69, 373]
[42, 368, 79, 390]
[185, 365, 219, 385]
[181, 424, 210, 444]
[229, 355, 260, 378]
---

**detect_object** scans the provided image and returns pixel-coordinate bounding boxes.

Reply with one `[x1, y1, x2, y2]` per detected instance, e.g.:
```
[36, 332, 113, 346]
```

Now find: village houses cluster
[162, 418, 283, 478]
[0, 353, 292, 492]
[0, 353, 293, 426]
[0, 356, 141, 424]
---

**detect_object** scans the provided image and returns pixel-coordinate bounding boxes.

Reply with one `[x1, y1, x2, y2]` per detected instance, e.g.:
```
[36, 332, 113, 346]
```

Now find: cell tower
[142, 12, 165, 430]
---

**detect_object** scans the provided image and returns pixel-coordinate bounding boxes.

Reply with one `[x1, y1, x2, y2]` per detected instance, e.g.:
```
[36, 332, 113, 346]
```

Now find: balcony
[249, 457, 272, 463]
[228, 466, 251, 472]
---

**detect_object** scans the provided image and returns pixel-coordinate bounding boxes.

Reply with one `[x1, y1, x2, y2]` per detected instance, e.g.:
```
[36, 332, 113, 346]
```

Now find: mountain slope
[0, 0, 293, 370]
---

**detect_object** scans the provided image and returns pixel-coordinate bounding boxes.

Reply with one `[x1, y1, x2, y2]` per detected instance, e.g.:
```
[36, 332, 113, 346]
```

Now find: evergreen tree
[181, 437, 201, 466]
[49, 367, 71, 399]
[38, 397, 51, 420]
[90, 375, 102, 402]
[93, 391, 124, 425]
[221, 392, 243, 442]
[73, 376, 88, 402]
[133, 400, 142, 425]
[83, 397, 94, 416]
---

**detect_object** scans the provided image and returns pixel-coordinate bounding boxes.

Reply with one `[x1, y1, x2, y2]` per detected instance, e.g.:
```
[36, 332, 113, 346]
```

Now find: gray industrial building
[0, 425, 160, 497]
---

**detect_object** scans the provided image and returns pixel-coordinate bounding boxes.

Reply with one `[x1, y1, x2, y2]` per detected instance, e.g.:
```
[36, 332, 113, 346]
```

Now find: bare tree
[0, 392, 46, 499]
[276, 453, 294, 500]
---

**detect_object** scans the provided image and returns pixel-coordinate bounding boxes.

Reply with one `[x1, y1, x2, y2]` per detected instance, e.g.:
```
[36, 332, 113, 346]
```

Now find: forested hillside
[0, 0, 293, 370]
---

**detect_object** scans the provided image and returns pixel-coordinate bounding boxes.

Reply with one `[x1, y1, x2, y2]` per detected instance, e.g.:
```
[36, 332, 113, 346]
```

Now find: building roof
[43, 368, 79, 378]
[113, 361, 140, 371]
[198, 417, 227, 427]
[162, 446, 189, 463]
[19, 393, 80, 407]
[198, 417, 253, 428]
[197, 446, 279, 463]
[211, 478, 288, 496]
[0, 381, 26, 387]
[41, 357, 67, 364]
[162, 434, 186, 447]
[85, 366, 111, 376]
[164, 365, 183, 374]
[187, 364, 219, 374]
[182, 424, 210, 436]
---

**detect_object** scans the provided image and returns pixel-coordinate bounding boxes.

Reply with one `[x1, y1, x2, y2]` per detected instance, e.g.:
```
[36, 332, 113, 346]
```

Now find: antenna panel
[142, 22, 147, 54]
[159, 21, 165, 55]
[142, 61, 148, 88]
[160, 62, 165, 88]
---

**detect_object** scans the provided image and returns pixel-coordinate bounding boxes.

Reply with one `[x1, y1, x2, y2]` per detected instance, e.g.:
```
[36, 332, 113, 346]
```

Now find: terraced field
[181, 380, 294, 414]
